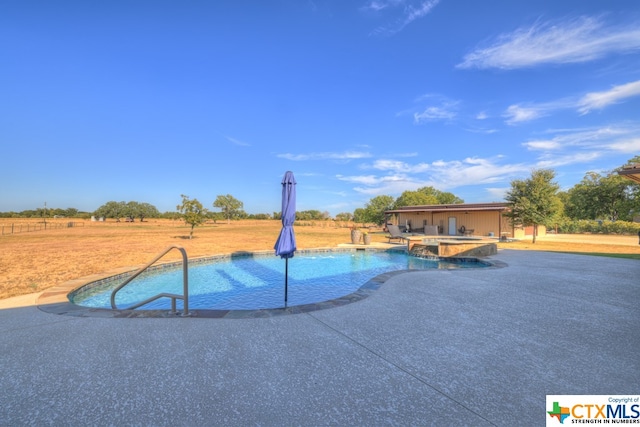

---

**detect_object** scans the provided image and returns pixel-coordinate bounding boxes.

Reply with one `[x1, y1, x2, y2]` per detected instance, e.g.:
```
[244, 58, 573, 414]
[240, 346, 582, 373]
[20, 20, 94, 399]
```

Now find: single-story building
[385, 202, 546, 239]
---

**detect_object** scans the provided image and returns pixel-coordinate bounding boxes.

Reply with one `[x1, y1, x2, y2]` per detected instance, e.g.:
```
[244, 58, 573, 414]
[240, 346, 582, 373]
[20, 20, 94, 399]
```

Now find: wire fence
[1, 221, 85, 236]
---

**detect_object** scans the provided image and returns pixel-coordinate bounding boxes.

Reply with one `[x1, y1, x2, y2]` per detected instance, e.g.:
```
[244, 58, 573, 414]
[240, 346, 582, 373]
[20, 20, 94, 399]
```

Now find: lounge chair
[386, 224, 409, 243]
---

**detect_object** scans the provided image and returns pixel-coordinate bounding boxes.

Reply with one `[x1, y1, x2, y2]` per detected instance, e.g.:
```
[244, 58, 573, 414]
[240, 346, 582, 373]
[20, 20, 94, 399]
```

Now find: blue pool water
[71, 251, 487, 311]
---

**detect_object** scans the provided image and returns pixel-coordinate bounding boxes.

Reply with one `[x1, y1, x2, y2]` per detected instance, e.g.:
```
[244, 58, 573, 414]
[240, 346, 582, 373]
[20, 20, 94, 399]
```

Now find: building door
[448, 217, 457, 236]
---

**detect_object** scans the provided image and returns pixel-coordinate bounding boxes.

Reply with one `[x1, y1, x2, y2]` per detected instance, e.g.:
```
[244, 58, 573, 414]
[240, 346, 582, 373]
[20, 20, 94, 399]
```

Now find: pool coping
[37, 247, 506, 319]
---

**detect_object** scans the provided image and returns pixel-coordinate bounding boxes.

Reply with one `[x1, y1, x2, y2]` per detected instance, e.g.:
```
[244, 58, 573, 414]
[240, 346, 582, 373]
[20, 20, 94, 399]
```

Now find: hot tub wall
[438, 242, 497, 257]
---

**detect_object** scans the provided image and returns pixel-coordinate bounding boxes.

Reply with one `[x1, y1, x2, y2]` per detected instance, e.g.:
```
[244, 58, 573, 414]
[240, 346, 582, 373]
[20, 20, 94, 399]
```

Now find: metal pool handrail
[110, 245, 190, 316]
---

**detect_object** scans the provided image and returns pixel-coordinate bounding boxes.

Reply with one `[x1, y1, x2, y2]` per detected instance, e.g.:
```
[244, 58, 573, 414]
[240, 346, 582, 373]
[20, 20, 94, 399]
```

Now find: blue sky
[2, 0, 639, 216]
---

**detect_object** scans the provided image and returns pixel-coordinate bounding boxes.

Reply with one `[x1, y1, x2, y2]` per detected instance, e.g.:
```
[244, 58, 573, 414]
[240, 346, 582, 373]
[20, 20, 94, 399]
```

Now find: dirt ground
[1, 218, 639, 301]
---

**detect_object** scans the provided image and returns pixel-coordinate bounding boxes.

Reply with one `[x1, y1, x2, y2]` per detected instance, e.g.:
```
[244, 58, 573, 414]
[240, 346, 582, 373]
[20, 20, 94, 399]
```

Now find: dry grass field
[1, 218, 639, 301]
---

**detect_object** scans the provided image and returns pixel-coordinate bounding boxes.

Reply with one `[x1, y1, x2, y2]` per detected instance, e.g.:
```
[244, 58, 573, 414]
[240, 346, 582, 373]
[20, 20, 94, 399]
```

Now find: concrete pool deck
[1, 249, 638, 426]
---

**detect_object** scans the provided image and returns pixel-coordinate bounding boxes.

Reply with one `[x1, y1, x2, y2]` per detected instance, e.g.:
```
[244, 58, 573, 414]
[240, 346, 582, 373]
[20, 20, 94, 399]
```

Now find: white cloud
[484, 187, 509, 201]
[362, 0, 403, 12]
[225, 135, 250, 146]
[411, 96, 459, 123]
[404, 0, 440, 25]
[414, 106, 457, 123]
[331, 123, 640, 201]
[370, 159, 431, 173]
[277, 151, 372, 161]
[368, 0, 440, 36]
[457, 15, 640, 70]
[427, 157, 526, 186]
[577, 80, 640, 114]
[500, 79, 640, 125]
[523, 140, 562, 151]
[338, 156, 526, 197]
[371, 159, 409, 171]
[535, 152, 602, 168]
[336, 174, 383, 185]
[607, 137, 640, 153]
[503, 104, 546, 125]
[536, 125, 638, 151]
[517, 124, 640, 168]
[476, 111, 488, 120]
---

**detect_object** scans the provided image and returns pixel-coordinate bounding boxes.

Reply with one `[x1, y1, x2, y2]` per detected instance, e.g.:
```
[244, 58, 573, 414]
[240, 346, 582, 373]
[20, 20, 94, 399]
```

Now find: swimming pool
[71, 250, 489, 311]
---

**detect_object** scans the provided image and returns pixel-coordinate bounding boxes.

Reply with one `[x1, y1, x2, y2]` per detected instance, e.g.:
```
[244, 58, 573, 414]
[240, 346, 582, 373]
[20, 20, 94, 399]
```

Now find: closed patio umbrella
[274, 171, 297, 305]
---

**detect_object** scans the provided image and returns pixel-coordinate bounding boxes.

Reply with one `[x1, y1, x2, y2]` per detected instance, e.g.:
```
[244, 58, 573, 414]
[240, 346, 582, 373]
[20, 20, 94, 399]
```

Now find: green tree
[65, 207, 79, 217]
[563, 156, 640, 222]
[353, 208, 366, 224]
[94, 201, 127, 221]
[135, 202, 160, 222]
[297, 210, 325, 221]
[360, 195, 395, 225]
[213, 194, 244, 224]
[394, 190, 437, 208]
[565, 172, 633, 221]
[504, 169, 562, 243]
[394, 186, 463, 208]
[177, 195, 208, 239]
[335, 212, 354, 222]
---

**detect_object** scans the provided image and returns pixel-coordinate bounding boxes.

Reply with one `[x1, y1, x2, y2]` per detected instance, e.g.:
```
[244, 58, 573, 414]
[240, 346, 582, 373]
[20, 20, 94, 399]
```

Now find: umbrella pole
[284, 258, 289, 305]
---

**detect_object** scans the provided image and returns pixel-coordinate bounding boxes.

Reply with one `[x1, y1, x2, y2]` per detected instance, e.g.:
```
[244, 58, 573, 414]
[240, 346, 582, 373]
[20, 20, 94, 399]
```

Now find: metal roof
[386, 202, 510, 214]
[618, 163, 640, 184]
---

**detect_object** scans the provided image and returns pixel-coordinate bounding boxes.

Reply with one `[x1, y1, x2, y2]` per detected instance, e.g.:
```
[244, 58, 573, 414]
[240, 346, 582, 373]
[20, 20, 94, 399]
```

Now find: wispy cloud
[503, 79, 640, 124]
[366, 0, 440, 36]
[428, 157, 526, 186]
[523, 125, 637, 152]
[522, 140, 562, 151]
[337, 156, 525, 197]
[606, 137, 640, 153]
[503, 104, 548, 125]
[414, 105, 457, 123]
[457, 15, 640, 70]
[368, 158, 432, 173]
[362, 0, 403, 12]
[277, 151, 372, 161]
[485, 187, 510, 201]
[577, 80, 640, 114]
[534, 152, 603, 168]
[225, 135, 251, 146]
[408, 94, 459, 124]
[521, 125, 640, 168]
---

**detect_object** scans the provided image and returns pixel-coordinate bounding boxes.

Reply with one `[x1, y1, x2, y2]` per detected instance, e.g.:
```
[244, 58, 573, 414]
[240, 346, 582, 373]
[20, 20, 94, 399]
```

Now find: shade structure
[274, 171, 297, 304]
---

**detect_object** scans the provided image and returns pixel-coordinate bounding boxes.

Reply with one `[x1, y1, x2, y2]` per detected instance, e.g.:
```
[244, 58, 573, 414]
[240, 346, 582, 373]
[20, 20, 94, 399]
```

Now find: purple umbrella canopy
[274, 171, 297, 259]
[274, 171, 296, 304]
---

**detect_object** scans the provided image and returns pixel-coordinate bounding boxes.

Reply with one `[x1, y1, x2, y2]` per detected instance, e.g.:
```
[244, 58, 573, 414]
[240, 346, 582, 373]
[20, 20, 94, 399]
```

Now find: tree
[394, 190, 437, 208]
[394, 186, 464, 208]
[94, 201, 127, 221]
[564, 172, 633, 221]
[177, 195, 208, 239]
[353, 208, 366, 224]
[504, 169, 562, 243]
[359, 195, 395, 225]
[335, 212, 354, 222]
[213, 194, 244, 224]
[65, 207, 79, 217]
[135, 202, 160, 222]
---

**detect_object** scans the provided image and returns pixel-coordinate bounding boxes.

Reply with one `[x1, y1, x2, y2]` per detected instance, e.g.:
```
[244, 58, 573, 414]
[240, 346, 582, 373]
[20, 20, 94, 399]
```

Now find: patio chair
[386, 224, 409, 243]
